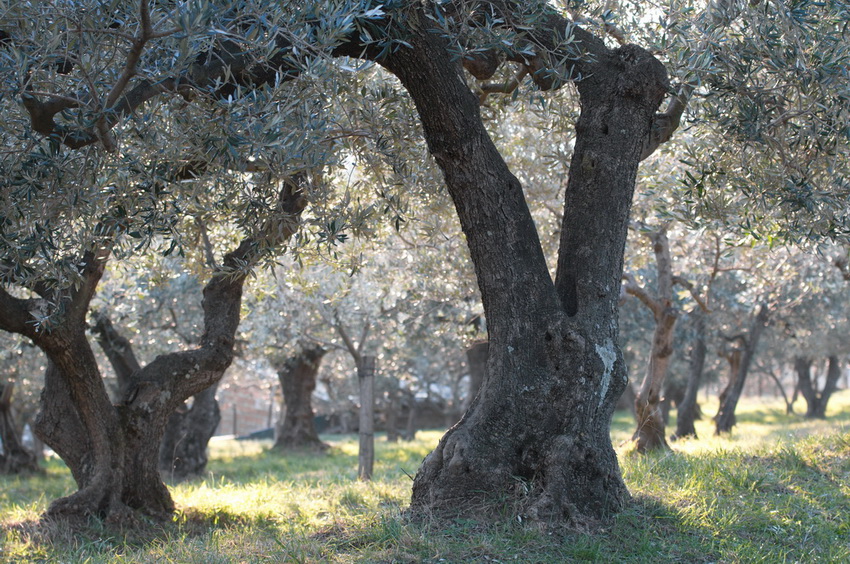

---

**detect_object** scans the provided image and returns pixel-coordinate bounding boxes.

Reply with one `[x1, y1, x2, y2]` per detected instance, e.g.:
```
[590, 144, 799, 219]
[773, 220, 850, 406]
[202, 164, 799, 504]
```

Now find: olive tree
[3, 0, 846, 527]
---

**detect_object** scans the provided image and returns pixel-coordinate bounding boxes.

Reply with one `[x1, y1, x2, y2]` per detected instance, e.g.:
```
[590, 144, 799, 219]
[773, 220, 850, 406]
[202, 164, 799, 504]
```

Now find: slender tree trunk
[159, 385, 221, 480]
[632, 309, 676, 452]
[674, 312, 707, 440]
[714, 304, 769, 434]
[815, 356, 842, 418]
[795, 356, 818, 418]
[91, 311, 140, 400]
[382, 9, 667, 524]
[357, 355, 375, 481]
[273, 346, 327, 450]
[628, 227, 678, 453]
[659, 380, 683, 425]
[0, 381, 40, 474]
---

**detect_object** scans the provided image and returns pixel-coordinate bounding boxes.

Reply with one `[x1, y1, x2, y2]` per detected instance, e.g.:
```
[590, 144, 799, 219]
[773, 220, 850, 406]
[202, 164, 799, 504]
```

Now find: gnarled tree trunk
[272, 346, 327, 450]
[714, 304, 769, 434]
[797, 356, 841, 419]
[159, 385, 221, 480]
[93, 309, 223, 481]
[381, 9, 668, 525]
[465, 341, 488, 410]
[624, 226, 681, 452]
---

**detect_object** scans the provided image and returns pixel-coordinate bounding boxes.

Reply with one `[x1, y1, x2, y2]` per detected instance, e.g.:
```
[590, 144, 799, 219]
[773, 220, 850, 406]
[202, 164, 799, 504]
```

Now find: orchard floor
[1, 391, 849, 563]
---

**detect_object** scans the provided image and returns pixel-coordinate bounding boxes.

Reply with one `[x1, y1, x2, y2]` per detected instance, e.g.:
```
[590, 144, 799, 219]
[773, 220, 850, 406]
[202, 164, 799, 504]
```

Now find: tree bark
[714, 304, 769, 434]
[673, 311, 707, 440]
[797, 356, 841, 419]
[465, 341, 488, 409]
[0, 381, 40, 474]
[91, 310, 141, 400]
[382, 8, 667, 524]
[357, 355, 375, 481]
[159, 385, 221, 480]
[273, 346, 327, 450]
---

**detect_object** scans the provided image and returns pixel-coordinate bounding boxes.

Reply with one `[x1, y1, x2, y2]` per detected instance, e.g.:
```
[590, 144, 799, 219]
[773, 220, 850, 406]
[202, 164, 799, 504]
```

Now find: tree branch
[335, 315, 361, 365]
[0, 287, 39, 338]
[622, 273, 662, 317]
[672, 275, 711, 313]
[477, 65, 528, 104]
[124, 175, 309, 408]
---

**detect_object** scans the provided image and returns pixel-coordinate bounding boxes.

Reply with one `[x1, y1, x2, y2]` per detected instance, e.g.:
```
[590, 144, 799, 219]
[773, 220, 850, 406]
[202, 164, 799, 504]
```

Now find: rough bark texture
[358, 355, 376, 481]
[273, 346, 327, 450]
[380, 8, 667, 525]
[91, 311, 140, 400]
[465, 341, 488, 409]
[714, 304, 769, 434]
[796, 356, 841, 419]
[0, 381, 40, 474]
[673, 312, 707, 440]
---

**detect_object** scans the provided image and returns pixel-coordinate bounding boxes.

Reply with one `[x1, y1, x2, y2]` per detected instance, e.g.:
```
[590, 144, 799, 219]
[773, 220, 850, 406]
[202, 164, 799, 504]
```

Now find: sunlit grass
[1, 392, 848, 562]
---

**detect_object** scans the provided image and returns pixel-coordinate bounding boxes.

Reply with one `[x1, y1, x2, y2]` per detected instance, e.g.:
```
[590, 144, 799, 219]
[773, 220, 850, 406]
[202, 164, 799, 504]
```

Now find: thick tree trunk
[357, 355, 375, 481]
[797, 356, 841, 419]
[382, 10, 667, 524]
[273, 346, 327, 450]
[0, 381, 40, 474]
[465, 341, 488, 409]
[673, 312, 707, 440]
[93, 309, 223, 481]
[159, 385, 221, 480]
[714, 304, 769, 434]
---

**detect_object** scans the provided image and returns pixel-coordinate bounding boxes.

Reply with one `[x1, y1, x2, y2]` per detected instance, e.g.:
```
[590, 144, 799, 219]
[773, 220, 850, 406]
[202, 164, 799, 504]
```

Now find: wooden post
[358, 355, 375, 481]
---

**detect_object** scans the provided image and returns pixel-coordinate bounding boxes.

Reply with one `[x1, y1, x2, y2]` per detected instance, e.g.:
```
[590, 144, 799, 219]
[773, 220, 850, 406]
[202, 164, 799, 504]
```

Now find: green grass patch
[2, 391, 849, 562]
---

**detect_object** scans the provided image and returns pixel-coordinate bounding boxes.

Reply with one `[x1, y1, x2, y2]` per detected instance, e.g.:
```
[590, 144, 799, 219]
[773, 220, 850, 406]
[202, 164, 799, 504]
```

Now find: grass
[1, 391, 848, 563]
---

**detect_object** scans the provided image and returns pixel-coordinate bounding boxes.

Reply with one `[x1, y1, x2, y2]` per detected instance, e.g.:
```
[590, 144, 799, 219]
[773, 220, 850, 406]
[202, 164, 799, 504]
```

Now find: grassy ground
[1, 391, 848, 563]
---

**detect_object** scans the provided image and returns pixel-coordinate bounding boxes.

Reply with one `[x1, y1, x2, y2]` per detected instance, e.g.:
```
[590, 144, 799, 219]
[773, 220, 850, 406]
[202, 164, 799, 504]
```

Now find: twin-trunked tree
[0, 1, 688, 524]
